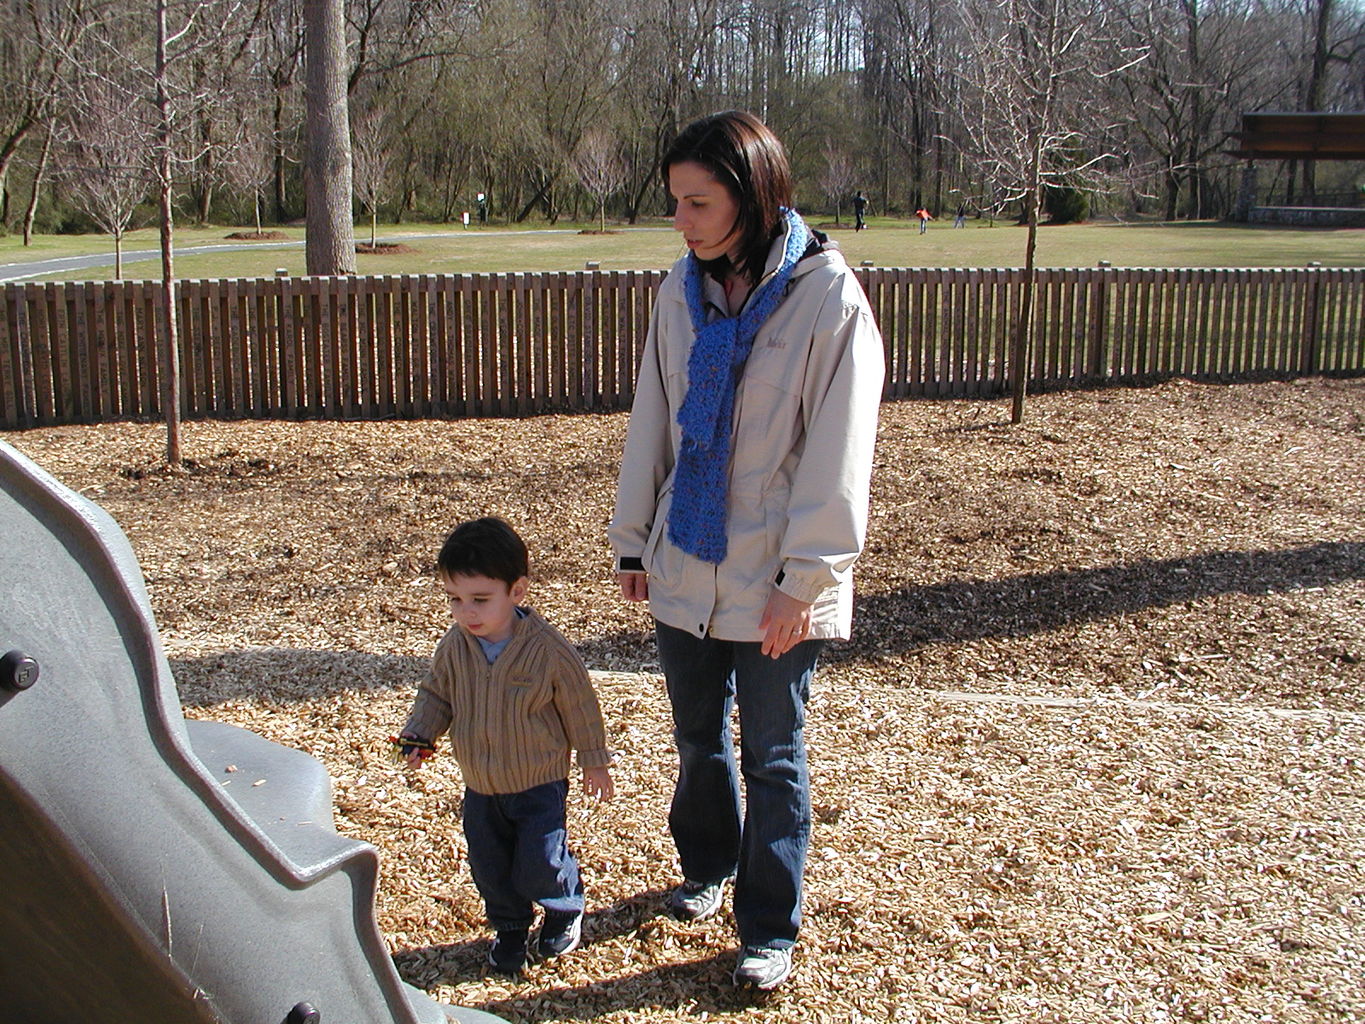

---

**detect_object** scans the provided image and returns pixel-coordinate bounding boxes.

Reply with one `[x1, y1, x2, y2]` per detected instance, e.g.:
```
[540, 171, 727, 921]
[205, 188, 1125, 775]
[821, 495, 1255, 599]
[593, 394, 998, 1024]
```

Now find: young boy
[396, 517, 614, 973]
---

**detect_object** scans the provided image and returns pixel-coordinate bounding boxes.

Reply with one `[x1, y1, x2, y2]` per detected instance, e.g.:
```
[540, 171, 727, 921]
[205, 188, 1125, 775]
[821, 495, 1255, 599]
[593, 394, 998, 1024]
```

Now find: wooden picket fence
[2, 266, 1362, 428]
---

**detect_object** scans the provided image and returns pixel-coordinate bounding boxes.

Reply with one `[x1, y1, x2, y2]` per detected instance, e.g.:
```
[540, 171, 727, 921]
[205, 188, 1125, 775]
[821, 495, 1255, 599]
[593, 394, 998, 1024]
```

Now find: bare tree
[222, 118, 276, 235]
[951, 0, 1146, 423]
[1292, 0, 1361, 199]
[1113, 0, 1263, 220]
[304, 0, 356, 274]
[56, 0, 258, 462]
[60, 78, 154, 277]
[0, 0, 85, 223]
[260, 0, 306, 221]
[350, 106, 393, 246]
[613, 0, 728, 222]
[153, 0, 183, 463]
[861, 0, 953, 212]
[18, 0, 1365, 249]
[820, 140, 856, 223]
[147, 0, 261, 462]
[344, 0, 484, 96]
[572, 128, 626, 232]
[505, 0, 626, 223]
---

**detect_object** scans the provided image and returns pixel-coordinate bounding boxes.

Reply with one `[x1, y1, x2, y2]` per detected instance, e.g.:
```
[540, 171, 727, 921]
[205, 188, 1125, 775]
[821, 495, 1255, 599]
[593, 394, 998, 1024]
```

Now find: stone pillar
[1234, 161, 1258, 222]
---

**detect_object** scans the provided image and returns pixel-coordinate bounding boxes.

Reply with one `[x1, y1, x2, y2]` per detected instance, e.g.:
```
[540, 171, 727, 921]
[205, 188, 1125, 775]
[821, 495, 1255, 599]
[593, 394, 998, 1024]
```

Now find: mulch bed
[224, 230, 288, 240]
[7, 376, 1363, 1023]
[357, 242, 417, 255]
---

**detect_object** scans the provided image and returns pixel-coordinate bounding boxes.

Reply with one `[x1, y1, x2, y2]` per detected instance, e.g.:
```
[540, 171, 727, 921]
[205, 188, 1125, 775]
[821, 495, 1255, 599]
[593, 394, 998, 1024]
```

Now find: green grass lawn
[4, 216, 1363, 282]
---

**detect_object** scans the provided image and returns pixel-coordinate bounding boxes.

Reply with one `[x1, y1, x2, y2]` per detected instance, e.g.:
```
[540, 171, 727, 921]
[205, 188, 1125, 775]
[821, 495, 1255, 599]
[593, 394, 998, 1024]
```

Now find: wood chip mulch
[8, 376, 1363, 1024]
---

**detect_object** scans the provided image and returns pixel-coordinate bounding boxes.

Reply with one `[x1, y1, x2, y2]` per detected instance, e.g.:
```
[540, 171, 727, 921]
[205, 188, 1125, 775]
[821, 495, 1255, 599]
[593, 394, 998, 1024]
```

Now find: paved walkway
[0, 228, 621, 282]
[0, 239, 303, 283]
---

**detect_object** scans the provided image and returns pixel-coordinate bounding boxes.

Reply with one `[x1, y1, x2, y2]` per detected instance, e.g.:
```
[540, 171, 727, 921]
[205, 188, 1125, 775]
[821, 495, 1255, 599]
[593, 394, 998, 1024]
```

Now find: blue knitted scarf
[668, 207, 812, 564]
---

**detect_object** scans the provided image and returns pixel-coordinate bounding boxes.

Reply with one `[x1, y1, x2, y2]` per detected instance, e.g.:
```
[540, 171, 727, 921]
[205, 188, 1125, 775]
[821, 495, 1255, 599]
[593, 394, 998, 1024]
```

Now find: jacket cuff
[775, 562, 834, 605]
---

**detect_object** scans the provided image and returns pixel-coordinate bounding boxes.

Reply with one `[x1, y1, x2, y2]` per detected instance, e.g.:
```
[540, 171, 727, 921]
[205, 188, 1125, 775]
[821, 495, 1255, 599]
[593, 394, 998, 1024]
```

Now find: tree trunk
[1011, 146, 1044, 425]
[1301, 0, 1336, 202]
[156, 0, 182, 466]
[304, 0, 356, 275]
[23, 123, 53, 246]
[516, 173, 555, 223]
[273, 91, 290, 222]
[1164, 164, 1180, 221]
[196, 180, 213, 224]
[0, 121, 35, 203]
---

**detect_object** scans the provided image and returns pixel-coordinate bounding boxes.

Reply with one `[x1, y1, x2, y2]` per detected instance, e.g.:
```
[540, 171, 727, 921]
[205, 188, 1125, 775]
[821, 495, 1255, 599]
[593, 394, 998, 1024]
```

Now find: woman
[609, 111, 884, 990]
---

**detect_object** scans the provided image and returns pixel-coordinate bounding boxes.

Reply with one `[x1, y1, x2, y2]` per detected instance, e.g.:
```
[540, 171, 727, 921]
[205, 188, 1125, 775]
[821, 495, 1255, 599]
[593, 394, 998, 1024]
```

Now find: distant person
[853, 190, 868, 231]
[953, 203, 967, 228]
[916, 207, 933, 233]
[610, 110, 884, 991]
[395, 517, 614, 975]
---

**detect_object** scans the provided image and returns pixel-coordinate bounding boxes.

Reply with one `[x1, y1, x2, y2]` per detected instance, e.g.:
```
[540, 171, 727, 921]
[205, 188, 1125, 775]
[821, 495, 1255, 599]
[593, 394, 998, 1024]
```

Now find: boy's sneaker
[486, 928, 528, 973]
[733, 944, 793, 990]
[666, 878, 726, 922]
[536, 910, 582, 959]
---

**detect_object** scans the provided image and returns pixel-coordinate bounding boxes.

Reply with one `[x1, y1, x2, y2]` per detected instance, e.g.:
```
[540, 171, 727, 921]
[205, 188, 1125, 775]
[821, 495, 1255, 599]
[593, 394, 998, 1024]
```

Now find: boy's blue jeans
[462, 779, 583, 931]
[655, 621, 823, 950]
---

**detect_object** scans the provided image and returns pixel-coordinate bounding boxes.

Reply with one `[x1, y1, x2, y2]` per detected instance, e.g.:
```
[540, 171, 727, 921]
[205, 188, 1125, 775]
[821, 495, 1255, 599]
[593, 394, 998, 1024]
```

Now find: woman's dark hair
[437, 517, 529, 586]
[662, 110, 793, 284]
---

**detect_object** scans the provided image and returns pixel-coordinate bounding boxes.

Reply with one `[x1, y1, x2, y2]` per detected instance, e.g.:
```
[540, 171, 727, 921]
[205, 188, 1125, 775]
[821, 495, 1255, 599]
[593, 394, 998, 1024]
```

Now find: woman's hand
[617, 571, 649, 602]
[759, 588, 814, 659]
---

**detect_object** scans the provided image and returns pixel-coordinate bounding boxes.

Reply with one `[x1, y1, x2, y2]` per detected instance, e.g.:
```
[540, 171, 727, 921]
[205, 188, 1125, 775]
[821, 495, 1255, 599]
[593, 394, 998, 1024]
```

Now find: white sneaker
[536, 911, 582, 959]
[733, 945, 792, 989]
[666, 878, 726, 922]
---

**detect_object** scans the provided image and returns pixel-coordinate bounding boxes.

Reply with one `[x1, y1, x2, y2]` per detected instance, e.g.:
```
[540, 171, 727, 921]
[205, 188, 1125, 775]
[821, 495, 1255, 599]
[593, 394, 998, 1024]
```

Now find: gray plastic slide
[0, 438, 501, 1024]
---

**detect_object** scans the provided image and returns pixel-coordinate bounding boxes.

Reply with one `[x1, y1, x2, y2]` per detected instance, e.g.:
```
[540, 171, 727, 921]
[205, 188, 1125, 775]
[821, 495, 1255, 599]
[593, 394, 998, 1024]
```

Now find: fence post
[1, 285, 29, 427]
[1087, 262, 1110, 379]
[1302, 263, 1323, 376]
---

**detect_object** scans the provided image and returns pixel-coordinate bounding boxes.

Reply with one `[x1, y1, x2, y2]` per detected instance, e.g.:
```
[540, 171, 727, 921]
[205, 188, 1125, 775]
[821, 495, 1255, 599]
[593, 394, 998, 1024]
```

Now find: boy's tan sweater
[402, 607, 612, 795]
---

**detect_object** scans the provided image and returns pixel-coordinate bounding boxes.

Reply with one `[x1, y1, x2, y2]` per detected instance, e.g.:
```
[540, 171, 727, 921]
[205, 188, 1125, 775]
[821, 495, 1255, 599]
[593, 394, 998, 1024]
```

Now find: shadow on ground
[171, 541, 1362, 704]
[841, 540, 1364, 659]
[396, 888, 780, 1020]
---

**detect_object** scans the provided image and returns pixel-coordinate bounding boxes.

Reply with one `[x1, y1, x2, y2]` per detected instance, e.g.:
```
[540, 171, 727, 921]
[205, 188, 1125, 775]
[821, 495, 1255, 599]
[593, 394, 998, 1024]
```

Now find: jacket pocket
[730, 372, 803, 497]
[641, 483, 677, 581]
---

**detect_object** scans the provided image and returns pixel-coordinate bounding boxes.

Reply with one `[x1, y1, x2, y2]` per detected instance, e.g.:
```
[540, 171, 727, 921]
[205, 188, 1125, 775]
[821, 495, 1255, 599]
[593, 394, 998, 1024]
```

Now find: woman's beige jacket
[609, 224, 885, 642]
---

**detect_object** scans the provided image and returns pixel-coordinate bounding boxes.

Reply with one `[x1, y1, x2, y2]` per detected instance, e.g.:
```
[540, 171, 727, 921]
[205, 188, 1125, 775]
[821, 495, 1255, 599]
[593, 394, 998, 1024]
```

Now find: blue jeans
[655, 621, 823, 949]
[462, 780, 583, 931]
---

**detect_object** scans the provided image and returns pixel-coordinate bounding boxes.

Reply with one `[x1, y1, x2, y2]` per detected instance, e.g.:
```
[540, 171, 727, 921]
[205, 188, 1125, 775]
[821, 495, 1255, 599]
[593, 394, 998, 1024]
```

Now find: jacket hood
[766, 212, 844, 282]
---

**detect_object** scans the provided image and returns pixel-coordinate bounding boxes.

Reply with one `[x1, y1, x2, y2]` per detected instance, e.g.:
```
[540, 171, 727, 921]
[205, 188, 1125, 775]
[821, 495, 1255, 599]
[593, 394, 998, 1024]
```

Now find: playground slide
[0, 438, 501, 1024]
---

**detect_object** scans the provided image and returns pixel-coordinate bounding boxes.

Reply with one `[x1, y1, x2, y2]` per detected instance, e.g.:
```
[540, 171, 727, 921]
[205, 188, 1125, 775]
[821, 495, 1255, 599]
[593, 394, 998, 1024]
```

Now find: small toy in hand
[388, 734, 435, 765]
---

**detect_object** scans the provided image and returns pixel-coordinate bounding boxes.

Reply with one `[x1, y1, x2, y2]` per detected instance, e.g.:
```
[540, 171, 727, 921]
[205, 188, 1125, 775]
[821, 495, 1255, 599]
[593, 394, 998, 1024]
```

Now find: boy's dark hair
[662, 109, 794, 285]
[437, 517, 529, 586]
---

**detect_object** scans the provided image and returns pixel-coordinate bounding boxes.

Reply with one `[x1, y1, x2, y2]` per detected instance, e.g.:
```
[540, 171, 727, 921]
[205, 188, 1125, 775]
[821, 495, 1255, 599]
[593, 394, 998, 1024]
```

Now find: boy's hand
[582, 765, 614, 801]
[390, 733, 435, 768]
